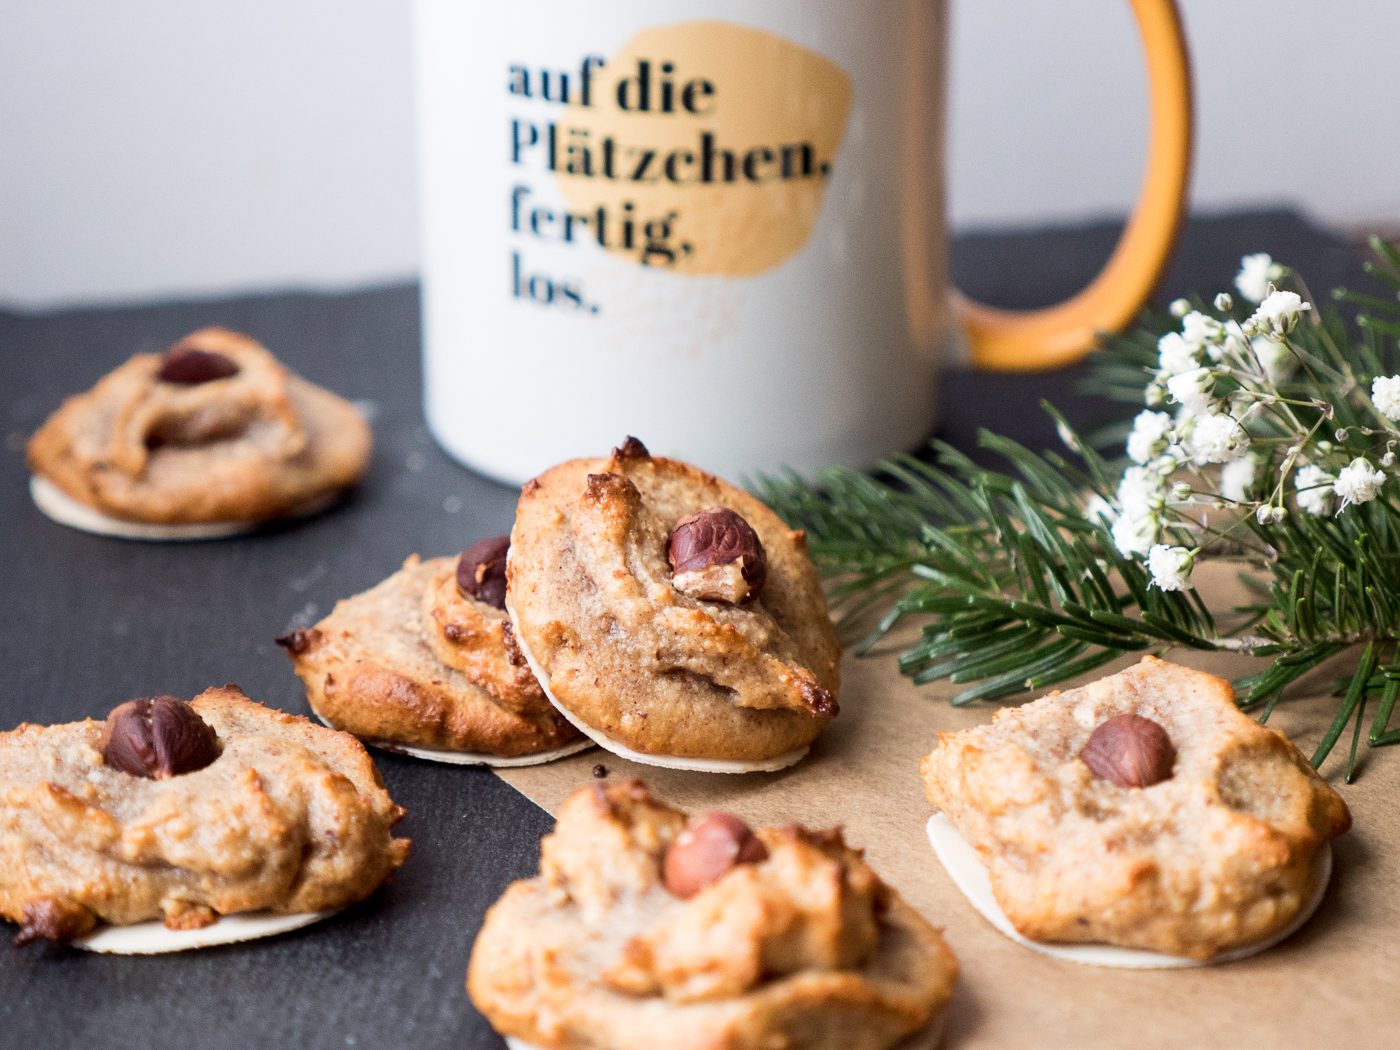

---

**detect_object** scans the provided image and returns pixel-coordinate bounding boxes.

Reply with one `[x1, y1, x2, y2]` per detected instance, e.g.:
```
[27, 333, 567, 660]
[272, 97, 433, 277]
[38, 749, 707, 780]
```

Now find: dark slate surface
[0, 211, 1373, 1049]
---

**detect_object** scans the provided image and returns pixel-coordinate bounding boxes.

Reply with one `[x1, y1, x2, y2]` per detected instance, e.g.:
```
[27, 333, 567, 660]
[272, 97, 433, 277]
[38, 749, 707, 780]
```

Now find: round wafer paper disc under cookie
[502, 595, 809, 774]
[71, 910, 335, 954]
[313, 715, 596, 767]
[30, 475, 339, 541]
[360, 736, 595, 767]
[505, 1013, 946, 1050]
[926, 812, 1331, 968]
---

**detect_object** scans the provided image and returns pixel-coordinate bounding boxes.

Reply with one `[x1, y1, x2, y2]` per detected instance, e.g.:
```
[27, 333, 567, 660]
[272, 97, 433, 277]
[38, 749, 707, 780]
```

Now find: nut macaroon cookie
[0, 686, 410, 952]
[921, 657, 1351, 961]
[468, 779, 959, 1050]
[505, 437, 841, 772]
[27, 327, 371, 539]
[278, 542, 585, 766]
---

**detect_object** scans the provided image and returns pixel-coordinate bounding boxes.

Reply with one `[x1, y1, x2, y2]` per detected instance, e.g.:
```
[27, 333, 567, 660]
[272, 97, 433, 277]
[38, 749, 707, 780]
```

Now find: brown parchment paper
[495, 563, 1400, 1049]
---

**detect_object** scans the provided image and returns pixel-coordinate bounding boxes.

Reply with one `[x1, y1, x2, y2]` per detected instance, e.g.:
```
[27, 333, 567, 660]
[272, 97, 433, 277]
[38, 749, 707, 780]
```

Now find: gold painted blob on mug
[552, 22, 852, 277]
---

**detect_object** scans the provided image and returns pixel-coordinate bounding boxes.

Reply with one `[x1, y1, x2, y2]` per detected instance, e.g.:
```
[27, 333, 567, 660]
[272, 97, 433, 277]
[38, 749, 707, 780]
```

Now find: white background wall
[1, 1, 1396, 310]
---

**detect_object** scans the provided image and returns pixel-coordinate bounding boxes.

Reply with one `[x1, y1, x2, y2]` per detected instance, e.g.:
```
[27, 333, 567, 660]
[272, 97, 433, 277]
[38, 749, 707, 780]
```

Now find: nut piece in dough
[1080, 712, 1175, 788]
[156, 347, 240, 385]
[0, 685, 409, 944]
[669, 507, 768, 604]
[468, 780, 958, 1050]
[507, 438, 841, 764]
[922, 656, 1351, 959]
[457, 536, 510, 609]
[26, 327, 371, 527]
[662, 811, 769, 899]
[100, 696, 220, 780]
[279, 554, 577, 758]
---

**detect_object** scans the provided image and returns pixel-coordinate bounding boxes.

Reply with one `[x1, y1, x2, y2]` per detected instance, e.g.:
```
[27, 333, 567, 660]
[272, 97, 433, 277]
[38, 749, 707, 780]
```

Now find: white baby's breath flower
[1157, 331, 1199, 376]
[1126, 410, 1174, 464]
[1235, 253, 1280, 304]
[1334, 457, 1386, 510]
[1169, 298, 1191, 318]
[1147, 544, 1193, 592]
[1249, 290, 1311, 339]
[1167, 367, 1215, 417]
[1144, 380, 1167, 407]
[1186, 412, 1248, 464]
[1384, 452, 1397, 468]
[1112, 512, 1157, 557]
[1251, 336, 1293, 384]
[1219, 455, 1258, 502]
[1371, 375, 1400, 421]
[1294, 463, 1335, 516]
[1084, 494, 1115, 524]
[1214, 292, 1234, 312]
[1117, 465, 1167, 520]
[1181, 311, 1225, 349]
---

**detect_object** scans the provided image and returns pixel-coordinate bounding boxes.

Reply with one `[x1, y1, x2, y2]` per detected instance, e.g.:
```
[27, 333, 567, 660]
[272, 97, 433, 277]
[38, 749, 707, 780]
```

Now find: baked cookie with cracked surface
[0, 686, 409, 952]
[921, 656, 1351, 961]
[26, 327, 371, 538]
[506, 437, 840, 771]
[468, 779, 959, 1050]
[278, 544, 585, 765]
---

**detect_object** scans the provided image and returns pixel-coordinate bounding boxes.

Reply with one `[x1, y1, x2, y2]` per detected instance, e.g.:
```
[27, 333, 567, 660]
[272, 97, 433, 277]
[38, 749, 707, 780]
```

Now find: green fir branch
[757, 237, 1400, 776]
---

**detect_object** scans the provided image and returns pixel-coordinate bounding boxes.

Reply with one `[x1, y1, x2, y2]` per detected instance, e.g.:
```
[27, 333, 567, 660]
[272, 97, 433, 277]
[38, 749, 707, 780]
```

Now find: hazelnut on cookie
[506, 437, 841, 771]
[278, 544, 584, 765]
[26, 327, 371, 537]
[922, 657, 1351, 960]
[0, 686, 409, 950]
[468, 780, 959, 1050]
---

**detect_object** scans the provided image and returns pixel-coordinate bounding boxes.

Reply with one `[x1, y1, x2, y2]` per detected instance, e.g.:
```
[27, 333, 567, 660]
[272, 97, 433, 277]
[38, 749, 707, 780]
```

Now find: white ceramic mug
[414, 0, 1191, 484]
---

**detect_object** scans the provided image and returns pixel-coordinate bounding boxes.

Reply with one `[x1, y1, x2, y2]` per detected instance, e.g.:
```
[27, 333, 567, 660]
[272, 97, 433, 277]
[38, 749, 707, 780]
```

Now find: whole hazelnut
[100, 696, 220, 779]
[668, 508, 767, 604]
[157, 348, 240, 385]
[1080, 713, 1175, 788]
[662, 811, 768, 899]
[457, 535, 510, 609]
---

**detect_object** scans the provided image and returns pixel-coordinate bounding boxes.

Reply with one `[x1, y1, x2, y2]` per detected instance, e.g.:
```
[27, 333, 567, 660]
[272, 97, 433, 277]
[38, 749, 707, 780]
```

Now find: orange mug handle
[958, 0, 1193, 371]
